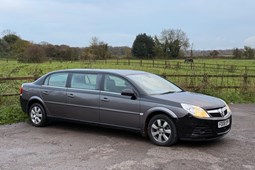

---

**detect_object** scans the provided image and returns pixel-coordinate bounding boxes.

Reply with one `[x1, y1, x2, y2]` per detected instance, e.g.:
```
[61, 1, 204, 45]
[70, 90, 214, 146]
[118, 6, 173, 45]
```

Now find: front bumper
[177, 114, 232, 141]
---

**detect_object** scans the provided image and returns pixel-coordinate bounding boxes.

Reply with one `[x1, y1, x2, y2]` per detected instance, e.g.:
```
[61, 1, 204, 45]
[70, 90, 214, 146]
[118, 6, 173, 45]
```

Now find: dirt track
[0, 104, 255, 170]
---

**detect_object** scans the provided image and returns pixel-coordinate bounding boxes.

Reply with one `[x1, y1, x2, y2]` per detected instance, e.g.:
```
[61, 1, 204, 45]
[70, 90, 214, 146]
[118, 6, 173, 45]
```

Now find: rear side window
[71, 73, 98, 90]
[43, 73, 68, 87]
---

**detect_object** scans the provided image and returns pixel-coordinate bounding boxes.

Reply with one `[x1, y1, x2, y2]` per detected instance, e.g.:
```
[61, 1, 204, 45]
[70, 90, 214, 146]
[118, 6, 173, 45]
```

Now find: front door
[100, 74, 140, 130]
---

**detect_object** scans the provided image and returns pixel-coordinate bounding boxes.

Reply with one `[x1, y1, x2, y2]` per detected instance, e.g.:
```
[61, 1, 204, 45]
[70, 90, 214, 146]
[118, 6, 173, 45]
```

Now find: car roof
[53, 69, 148, 76]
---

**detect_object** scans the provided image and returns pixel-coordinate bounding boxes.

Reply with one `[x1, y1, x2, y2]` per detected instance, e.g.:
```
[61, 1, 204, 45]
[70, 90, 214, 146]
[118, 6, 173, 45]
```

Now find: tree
[1, 33, 31, 59]
[209, 50, 219, 57]
[243, 46, 254, 59]
[0, 38, 8, 57]
[160, 29, 189, 58]
[1, 32, 22, 58]
[18, 44, 45, 63]
[83, 37, 110, 60]
[233, 48, 242, 58]
[132, 33, 155, 59]
[153, 36, 164, 58]
[2, 34, 20, 44]
[108, 46, 131, 58]
[124, 47, 131, 59]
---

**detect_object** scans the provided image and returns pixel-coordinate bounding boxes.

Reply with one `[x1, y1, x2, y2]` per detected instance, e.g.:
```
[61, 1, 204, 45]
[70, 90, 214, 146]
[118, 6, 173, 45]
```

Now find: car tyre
[29, 103, 47, 127]
[148, 114, 178, 146]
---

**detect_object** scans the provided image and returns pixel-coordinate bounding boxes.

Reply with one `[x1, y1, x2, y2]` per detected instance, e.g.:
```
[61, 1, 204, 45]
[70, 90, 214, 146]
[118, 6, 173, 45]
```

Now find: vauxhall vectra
[20, 69, 232, 146]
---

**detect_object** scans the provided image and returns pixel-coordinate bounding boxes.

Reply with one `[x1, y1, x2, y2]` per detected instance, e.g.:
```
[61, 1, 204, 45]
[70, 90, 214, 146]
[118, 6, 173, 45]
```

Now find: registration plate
[218, 119, 230, 128]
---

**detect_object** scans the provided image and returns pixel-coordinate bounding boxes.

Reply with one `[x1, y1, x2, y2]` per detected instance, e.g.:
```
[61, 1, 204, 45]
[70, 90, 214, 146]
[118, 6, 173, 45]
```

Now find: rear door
[99, 74, 140, 129]
[65, 72, 100, 122]
[41, 72, 69, 118]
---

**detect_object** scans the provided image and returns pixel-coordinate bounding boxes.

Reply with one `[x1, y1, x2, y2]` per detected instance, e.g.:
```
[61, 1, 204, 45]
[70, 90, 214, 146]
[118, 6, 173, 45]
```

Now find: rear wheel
[148, 114, 178, 146]
[29, 103, 46, 127]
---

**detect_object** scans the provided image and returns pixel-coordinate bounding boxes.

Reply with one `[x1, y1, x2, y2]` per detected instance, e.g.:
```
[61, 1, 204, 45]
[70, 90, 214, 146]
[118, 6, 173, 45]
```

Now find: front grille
[206, 106, 228, 118]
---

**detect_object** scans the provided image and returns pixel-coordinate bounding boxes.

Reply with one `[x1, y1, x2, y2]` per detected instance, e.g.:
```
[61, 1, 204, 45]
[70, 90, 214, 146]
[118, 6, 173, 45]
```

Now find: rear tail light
[20, 86, 23, 95]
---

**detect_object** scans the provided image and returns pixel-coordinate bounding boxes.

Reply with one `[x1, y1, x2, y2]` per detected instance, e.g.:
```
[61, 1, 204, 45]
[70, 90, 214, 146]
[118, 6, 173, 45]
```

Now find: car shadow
[45, 119, 146, 143]
[176, 138, 225, 148]
[38, 119, 229, 148]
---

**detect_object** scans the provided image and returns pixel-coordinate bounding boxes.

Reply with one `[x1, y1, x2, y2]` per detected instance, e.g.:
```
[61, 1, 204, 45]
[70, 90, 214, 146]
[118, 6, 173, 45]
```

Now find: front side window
[71, 73, 98, 90]
[44, 73, 68, 87]
[104, 75, 132, 93]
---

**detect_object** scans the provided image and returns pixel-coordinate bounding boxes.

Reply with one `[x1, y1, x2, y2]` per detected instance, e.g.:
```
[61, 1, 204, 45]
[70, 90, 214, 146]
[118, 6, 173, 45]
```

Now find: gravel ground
[0, 104, 255, 170]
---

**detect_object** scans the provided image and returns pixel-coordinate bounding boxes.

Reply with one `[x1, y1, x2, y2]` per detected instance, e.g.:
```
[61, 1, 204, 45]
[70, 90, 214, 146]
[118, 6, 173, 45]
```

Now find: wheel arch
[27, 96, 47, 114]
[142, 107, 178, 136]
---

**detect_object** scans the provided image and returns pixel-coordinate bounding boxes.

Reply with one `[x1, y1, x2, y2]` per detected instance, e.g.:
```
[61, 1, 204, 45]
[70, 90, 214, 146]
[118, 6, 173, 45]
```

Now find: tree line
[0, 29, 254, 63]
[0, 30, 131, 63]
[233, 46, 255, 59]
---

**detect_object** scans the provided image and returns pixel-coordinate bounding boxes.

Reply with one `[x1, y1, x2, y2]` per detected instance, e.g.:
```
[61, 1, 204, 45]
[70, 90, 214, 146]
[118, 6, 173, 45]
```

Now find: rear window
[43, 73, 68, 87]
[70, 73, 98, 90]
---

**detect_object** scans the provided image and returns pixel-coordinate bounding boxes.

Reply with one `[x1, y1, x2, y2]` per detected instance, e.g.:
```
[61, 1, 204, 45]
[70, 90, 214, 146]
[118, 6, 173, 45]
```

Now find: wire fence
[84, 59, 255, 74]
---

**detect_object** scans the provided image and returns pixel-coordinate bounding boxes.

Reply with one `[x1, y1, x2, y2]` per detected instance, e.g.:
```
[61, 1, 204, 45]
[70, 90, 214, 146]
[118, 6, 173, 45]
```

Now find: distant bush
[17, 44, 45, 63]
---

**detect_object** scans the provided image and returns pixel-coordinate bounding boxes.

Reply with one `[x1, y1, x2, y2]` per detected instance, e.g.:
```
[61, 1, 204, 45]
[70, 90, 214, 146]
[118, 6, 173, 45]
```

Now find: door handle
[67, 93, 74, 98]
[42, 91, 49, 95]
[101, 97, 110, 102]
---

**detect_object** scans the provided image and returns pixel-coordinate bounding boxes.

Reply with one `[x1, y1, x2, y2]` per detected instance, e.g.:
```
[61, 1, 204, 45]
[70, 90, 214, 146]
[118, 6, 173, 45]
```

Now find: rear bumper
[177, 114, 232, 141]
[20, 96, 28, 113]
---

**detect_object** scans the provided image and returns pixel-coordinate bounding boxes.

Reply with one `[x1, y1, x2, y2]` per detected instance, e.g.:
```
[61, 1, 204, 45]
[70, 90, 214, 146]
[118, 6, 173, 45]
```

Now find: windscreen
[127, 73, 182, 95]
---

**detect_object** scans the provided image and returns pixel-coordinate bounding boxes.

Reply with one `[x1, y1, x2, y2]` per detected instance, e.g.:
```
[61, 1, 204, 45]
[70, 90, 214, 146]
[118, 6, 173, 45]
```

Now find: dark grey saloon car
[20, 69, 232, 146]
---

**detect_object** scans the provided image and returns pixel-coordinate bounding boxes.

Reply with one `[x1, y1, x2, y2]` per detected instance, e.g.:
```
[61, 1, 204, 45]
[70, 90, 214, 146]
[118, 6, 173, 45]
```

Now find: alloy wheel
[151, 119, 172, 143]
[30, 106, 43, 125]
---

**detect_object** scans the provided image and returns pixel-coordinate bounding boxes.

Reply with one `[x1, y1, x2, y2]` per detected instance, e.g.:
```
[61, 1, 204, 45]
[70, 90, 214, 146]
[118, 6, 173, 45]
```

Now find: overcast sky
[0, 0, 254, 50]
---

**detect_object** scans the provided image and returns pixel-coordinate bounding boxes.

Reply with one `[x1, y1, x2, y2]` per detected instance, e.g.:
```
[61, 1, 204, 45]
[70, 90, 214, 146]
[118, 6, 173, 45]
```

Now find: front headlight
[181, 103, 209, 118]
[225, 104, 231, 113]
[221, 99, 231, 113]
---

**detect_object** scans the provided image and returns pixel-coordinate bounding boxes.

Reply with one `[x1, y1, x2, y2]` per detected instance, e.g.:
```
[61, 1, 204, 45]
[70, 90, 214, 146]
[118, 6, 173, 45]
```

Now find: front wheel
[29, 103, 47, 127]
[148, 114, 178, 146]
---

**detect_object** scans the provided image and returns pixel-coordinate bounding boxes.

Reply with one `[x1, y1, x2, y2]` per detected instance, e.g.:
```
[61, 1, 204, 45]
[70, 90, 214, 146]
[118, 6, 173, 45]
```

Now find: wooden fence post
[243, 73, 248, 88]
[140, 60, 142, 66]
[128, 59, 130, 65]
[203, 73, 208, 84]
[153, 60, 154, 67]
[176, 62, 180, 69]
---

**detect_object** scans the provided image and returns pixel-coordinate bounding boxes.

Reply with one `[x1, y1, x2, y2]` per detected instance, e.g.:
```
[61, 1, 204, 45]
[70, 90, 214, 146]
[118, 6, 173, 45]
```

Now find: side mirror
[121, 89, 136, 99]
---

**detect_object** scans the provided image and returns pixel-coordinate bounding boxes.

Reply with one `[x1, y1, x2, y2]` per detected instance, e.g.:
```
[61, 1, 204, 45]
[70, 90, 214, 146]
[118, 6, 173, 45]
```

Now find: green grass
[0, 58, 255, 124]
[0, 96, 28, 125]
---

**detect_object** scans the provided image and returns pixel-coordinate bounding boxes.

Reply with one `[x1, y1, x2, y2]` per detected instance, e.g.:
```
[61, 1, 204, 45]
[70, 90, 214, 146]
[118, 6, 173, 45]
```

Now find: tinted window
[71, 73, 98, 90]
[104, 75, 132, 93]
[44, 73, 68, 87]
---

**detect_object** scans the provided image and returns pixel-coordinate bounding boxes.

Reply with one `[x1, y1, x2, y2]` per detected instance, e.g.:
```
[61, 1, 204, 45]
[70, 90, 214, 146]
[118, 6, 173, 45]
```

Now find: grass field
[0, 58, 255, 124]
[1, 59, 255, 77]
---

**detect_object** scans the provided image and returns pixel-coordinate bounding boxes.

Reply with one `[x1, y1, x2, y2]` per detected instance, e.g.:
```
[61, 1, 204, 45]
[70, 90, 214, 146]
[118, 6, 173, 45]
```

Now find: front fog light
[181, 103, 210, 118]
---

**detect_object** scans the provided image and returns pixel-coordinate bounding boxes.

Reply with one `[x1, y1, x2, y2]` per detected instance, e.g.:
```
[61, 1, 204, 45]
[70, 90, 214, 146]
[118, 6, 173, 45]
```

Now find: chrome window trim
[41, 84, 67, 89]
[67, 87, 100, 92]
